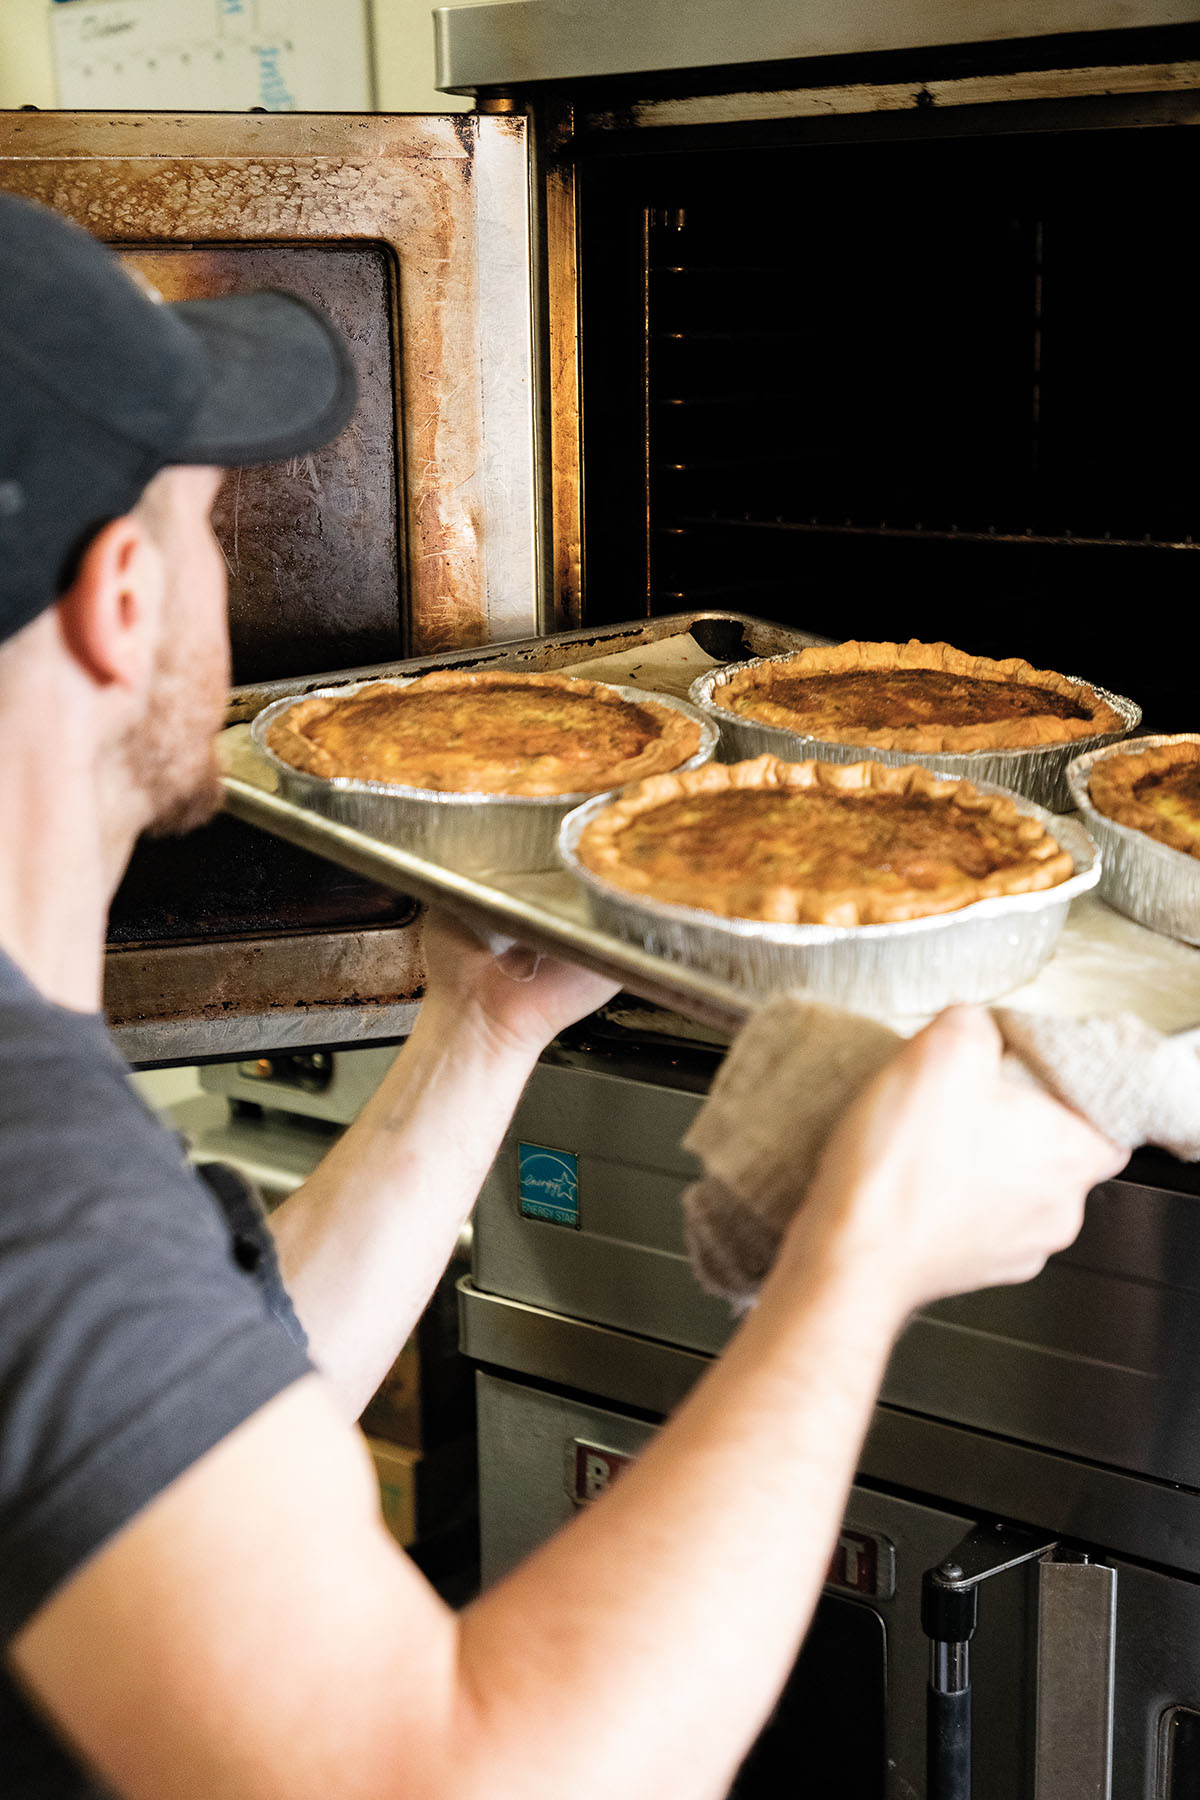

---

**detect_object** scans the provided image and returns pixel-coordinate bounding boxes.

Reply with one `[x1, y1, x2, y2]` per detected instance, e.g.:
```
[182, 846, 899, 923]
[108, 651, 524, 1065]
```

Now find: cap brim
[167, 290, 358, 466]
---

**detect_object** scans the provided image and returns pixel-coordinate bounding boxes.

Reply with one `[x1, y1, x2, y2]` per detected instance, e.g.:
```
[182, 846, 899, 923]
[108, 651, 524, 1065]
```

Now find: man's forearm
[453, 1214, 903, 1800]
[268, 996, 537, 1414]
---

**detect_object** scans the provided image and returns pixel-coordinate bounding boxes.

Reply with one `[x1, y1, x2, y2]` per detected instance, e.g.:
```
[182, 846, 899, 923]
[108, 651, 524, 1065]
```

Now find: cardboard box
[360, 1270, 474, 1451]
[367, 1434, 477, 1548]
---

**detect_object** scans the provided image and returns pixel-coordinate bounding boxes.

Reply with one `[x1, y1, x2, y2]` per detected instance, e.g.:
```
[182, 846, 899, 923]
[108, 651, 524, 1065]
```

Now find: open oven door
[0, 110, 537, 1062]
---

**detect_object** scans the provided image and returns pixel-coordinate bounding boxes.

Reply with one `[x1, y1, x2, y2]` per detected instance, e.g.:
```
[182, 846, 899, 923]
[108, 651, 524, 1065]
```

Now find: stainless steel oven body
[416, 48, 1200, 1785]
[474, 1370, 1200, 1800]
[469, 1048, 1200, 1494]
[463, 1046, 1200, 1799]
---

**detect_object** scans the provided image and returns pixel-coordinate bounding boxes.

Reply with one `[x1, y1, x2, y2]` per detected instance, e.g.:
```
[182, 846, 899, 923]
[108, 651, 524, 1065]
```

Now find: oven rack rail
[675, 513, 1200, 553]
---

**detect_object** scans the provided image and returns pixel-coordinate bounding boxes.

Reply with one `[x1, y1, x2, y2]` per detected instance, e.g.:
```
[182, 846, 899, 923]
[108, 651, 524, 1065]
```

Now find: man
[0, 192, 1121, 1800]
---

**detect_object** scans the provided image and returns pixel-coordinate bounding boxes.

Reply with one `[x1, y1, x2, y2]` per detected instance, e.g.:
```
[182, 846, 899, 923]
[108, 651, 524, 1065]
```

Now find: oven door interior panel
[0, 112, 535, 1052]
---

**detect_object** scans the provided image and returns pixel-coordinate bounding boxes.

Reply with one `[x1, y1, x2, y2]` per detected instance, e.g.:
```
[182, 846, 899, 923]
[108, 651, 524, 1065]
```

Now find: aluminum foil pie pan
[688, 656, 1141, 813]
[250, 678, 718, 877]
[558, 778, 1101, 1015]
[1066, 735, 1200, 947]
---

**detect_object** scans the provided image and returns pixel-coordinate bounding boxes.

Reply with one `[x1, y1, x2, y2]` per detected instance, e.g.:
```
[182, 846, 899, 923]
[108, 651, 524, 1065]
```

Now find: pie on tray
[265, 670, 703, 798]
[574, 755, 1076, 927]
[711, 639, 1126, 752]
[1088, 740, 1200, 860]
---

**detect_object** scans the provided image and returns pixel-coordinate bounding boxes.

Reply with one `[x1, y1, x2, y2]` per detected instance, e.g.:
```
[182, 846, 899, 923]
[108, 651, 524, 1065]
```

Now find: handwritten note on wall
[50, 0, 374, 111]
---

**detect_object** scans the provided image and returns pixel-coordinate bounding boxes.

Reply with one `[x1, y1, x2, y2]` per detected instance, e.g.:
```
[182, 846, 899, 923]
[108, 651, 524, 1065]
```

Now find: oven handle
[1034, 1556, 1116, 1800]
[922, 1524, 1056, 1800]
[922, 1528, 1116, 1800]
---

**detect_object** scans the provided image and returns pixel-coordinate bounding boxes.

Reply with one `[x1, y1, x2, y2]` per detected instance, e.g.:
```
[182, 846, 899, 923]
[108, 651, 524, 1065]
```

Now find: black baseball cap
[0, 191, 358, 644]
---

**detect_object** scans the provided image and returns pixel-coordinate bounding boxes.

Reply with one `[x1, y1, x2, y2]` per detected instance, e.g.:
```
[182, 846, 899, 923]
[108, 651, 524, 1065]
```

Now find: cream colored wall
[0, 2, 489, 113]
[373, 1, 470, 112]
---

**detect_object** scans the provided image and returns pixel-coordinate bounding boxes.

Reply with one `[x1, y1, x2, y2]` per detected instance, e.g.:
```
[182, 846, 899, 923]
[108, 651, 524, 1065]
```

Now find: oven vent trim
[585, 57, 1200, 134]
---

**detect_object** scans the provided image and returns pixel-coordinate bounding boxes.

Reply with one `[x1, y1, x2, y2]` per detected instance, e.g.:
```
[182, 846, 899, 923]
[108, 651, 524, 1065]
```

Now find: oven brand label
[825, 1530, 896, 1600]
[568, 1440, 634, 1504]
[518, 1143, 579, 1228]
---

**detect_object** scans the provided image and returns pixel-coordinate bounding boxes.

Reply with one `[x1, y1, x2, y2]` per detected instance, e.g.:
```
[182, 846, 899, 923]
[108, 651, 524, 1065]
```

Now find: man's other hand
[777, 1006, 1127, 1318]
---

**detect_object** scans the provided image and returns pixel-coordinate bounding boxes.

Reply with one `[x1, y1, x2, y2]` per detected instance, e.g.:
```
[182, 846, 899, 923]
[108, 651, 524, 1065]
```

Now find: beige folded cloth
[681, 1001, 1200, 1308]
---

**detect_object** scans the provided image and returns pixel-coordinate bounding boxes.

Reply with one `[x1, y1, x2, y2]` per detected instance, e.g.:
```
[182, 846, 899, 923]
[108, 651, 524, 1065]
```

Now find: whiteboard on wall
[50, 0, 375, 111]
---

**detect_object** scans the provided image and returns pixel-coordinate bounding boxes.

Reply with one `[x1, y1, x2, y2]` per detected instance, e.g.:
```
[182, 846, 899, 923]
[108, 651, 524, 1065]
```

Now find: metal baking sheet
[221, 615, 1200, 1036]
[222, 769, 755, 1035]
[250, 678, 717, 877]
[1066, 735, 1200, 947]
[690, 656, 1141, 812]
[224, 760, 1200, 1035]
[558, 782, 1100, 1015]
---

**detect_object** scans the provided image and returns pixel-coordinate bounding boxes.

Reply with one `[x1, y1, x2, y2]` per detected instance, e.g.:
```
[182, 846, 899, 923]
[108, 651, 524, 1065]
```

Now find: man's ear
[53, 514, 164, 690]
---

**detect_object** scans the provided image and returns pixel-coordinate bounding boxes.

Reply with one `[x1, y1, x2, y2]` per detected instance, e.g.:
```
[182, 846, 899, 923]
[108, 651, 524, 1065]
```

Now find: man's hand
[419, 909, 621, 1060]
[780, 1006, 1126, 1318]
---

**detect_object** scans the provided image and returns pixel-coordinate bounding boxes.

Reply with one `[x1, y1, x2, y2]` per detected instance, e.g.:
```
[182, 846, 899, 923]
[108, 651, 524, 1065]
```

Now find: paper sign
[50, 0, 373, 112]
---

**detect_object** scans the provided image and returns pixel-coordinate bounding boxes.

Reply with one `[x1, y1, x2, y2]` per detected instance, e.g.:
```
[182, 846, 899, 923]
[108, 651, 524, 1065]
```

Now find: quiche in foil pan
[691, 643, 1139, 812]
[1067, 735, 1200, 947]
[251, 672, 717, 877]
[560, 756, 1100, 1014]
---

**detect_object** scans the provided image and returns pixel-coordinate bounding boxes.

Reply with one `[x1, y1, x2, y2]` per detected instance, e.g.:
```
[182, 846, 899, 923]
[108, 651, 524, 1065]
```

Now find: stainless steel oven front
[474, 1369, 1200, 1800]
[462, 1043, 1200, 1800]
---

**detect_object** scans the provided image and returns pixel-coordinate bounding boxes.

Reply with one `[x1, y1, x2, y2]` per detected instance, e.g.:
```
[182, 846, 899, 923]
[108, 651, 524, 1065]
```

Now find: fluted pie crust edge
[575, 755, 1077, 926]
[713, 639, 1127, 752]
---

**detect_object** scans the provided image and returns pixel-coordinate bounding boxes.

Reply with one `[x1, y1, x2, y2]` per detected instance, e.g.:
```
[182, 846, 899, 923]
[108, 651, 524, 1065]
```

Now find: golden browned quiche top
[264, 669, 703, 797]
[575, 755, 1076, 927]
[712, 639, 1126, 752]
[1088, 740, 1200, 860]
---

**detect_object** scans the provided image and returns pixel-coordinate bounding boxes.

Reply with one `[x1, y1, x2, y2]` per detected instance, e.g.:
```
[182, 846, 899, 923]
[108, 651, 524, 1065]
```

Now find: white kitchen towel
[680, 1000, 1200, 1307]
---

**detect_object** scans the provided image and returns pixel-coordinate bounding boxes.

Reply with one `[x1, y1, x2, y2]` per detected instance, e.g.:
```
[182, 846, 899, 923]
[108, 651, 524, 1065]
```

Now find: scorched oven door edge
[0, 111, 537, 1062]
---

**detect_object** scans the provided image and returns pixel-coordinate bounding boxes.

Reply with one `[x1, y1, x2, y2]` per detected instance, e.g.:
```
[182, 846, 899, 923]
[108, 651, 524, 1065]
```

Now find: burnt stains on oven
[0, 113, 534, 1045]
[0, 120, 495, 664]
[107, 814, 417, 947]
[125, 242, 402, 684]
[103, 918, 426, 1029]
[104, 813, 422, 1027]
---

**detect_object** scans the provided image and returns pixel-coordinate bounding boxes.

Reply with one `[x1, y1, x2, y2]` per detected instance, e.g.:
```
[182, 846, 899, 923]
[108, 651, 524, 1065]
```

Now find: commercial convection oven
[432, 7, 1200, 1797]
[5, 4, 1200, 1792]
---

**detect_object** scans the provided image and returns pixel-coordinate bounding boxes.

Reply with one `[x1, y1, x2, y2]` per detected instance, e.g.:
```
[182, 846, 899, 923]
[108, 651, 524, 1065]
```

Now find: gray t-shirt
[0, 948, 312, 1795]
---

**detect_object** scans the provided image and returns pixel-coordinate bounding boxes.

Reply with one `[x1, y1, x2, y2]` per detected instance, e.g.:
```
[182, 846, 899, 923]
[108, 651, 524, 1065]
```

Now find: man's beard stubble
[120, 620, 227, 840]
